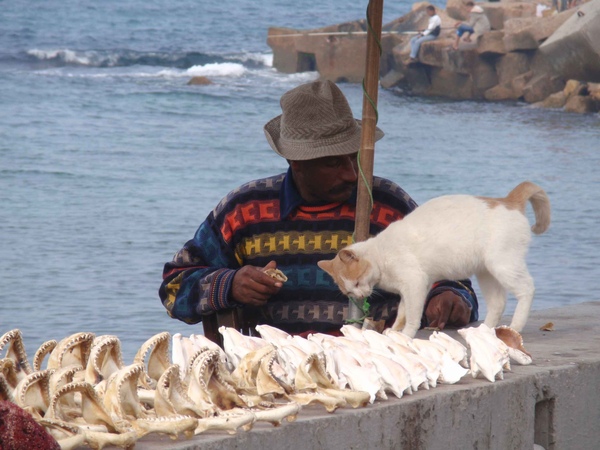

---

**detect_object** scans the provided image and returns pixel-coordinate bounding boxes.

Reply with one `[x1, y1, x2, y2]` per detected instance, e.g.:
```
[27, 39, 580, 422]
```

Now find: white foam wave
[28, 48, 92, 65]
[228, 52, 273, 67]
[186, 62, 246, 78]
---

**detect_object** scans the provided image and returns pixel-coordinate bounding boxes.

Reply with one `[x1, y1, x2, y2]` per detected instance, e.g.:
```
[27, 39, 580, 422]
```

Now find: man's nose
[340, 156, 358, 183]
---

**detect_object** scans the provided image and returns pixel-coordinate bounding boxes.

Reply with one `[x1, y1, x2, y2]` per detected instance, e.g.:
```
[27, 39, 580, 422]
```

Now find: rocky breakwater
[266, 0, 600, 113]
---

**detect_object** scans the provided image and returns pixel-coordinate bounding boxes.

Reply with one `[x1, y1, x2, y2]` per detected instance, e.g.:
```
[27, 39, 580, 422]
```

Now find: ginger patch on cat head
[318, 248, 373, 298]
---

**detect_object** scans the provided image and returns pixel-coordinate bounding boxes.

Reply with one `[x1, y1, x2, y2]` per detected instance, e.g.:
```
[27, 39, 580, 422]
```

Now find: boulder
[446, 0, 470, 21]
[502, 8, 576, 52]
[563, 79, 586, 97]
[481, 3, 538, 30]
[529, 8, 576, 42]
[427, 67, 474, 99]
[503, 18, 540, 51]
[396, 64, 433, 95]
[539, 0, 600, 82]
[511, 70, 534, 97]
[187, 76, 212, 85]
[386, 3, 437, 34]
[471, 59, 500, 95]
[564, 95, 600, 113]
[380, 69, 405, 89]
[540, 90, 568, 108]
[588, 82, 600, 101]
[484, 83, 523, 101]
[496, 52, 532, 85]
[522, 73, 565, 103]
[477, 30, 506, 55]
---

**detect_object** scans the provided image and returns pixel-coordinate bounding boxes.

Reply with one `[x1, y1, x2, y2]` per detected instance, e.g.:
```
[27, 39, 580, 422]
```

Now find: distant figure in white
[318, 182, 551, 338]
[409, 5, 442, 62]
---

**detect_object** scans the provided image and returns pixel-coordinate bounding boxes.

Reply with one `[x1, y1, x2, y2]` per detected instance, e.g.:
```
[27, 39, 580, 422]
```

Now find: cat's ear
[317, 259, 333, 275]
[339, 248, 357, 263]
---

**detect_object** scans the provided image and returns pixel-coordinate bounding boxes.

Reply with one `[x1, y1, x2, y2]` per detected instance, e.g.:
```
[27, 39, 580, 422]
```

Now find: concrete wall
[139, 302, 600, 450]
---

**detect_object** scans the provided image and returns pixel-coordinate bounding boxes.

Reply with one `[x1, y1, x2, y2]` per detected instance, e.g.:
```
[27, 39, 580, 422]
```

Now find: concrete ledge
[137, 302, 600, 450]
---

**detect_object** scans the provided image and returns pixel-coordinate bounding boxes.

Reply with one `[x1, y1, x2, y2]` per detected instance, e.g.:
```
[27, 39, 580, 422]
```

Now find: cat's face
[318, 248, 376, 299]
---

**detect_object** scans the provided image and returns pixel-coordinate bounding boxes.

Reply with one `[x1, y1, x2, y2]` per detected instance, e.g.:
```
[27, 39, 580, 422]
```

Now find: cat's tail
[507, 181, 551, 234]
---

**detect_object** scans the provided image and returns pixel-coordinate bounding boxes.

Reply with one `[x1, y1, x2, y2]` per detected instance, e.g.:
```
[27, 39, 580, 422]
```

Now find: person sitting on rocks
[452, 1, 491, 50]
[409, 5, 442, 63]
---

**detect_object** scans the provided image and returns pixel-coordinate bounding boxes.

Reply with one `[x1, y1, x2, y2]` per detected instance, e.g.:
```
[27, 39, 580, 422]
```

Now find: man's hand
[425, 291, 471, 330]
[230, 261, 283, 307]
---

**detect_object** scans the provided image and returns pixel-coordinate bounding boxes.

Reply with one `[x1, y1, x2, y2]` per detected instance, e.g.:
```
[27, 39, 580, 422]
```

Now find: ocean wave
[186, 62, 247, 78]
[22, 48, 272, 70]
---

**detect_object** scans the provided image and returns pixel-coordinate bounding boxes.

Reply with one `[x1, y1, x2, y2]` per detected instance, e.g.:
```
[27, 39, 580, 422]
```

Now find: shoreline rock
[266, 0, 599, 113]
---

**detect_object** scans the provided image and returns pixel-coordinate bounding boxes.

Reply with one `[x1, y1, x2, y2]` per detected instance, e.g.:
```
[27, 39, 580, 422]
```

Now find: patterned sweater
[159, 169, 478, 333]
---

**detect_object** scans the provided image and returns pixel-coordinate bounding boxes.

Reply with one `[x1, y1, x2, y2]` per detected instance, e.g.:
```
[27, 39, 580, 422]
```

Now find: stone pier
[137, 301, 600, 450]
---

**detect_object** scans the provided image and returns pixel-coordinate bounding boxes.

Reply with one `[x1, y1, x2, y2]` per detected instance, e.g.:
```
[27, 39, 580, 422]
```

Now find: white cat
[317, 181, 551, 338]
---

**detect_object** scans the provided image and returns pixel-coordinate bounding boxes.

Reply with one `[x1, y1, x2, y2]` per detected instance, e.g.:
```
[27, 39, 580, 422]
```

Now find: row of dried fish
[0, 323, 531, 449]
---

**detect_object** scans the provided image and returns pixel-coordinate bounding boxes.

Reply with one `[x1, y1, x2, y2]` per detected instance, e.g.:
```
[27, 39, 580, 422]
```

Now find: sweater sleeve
[422, 279, 479, 326]
[159, 214, 240, 324]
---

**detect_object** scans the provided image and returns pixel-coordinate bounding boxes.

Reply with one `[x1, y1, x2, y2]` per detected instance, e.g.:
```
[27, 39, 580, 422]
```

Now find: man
[159, 80, 478, 337]
[452, 2, 491, 50]
[409, 5, 442, 63]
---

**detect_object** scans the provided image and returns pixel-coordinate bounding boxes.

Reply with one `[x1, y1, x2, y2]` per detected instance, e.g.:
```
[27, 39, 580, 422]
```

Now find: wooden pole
[349, 0, 384, 323]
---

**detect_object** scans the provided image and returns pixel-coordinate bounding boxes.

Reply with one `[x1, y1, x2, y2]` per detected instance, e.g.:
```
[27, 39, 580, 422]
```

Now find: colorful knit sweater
[159, 168, 479, 333]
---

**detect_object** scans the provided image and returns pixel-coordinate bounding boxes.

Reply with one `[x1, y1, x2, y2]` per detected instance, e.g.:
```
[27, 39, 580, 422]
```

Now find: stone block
[480, 4, 506, 30]
[380, 69, 405, 89]
[445, 0, 470, 21]
[528, 51, 552, 77]
[522, 73, 565, 103]
[503, 18, 540, 51]
[529, 8, 576, 42]
[563, 79, 585, 98]
[540, 90, 568, 108]
[427, 67, 474, 99]
[307, 34, 368, 83]
[484, 83, 522, 101]
[511, 70, 534, 97]
[472, 59, 499, 96]
[588, 82, 600, 101]
[420, 39, 479, 74]
[495, 52, 532, 85]
[267, 27, 305, 74]
[481, 3, 538, 30]
[540, 0, 600, 82]
[477, 31, 506, 55]
[385, 3, 433, 35]
[564, 95, 600, 113]
[400, 64, 432, 95]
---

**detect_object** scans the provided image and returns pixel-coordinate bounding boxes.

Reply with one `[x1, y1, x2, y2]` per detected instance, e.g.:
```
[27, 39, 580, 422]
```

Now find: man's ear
[317, 260, 333, 275]
[339, 248, 357, 263]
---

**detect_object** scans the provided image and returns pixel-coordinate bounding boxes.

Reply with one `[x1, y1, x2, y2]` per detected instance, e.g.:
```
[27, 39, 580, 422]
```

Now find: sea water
[1, 0, 598, 360]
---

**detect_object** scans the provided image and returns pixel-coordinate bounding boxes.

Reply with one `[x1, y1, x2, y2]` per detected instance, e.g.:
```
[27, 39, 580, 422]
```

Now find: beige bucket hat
[264, 80, 384, 161]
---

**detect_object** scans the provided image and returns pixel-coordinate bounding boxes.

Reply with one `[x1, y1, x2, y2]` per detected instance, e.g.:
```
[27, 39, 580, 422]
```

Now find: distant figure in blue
[409, 5, 441, 63]
[452, 2, 491, 50]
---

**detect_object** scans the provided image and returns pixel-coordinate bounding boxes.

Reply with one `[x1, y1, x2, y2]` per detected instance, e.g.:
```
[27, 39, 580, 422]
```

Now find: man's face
[290, 153, 359, 204]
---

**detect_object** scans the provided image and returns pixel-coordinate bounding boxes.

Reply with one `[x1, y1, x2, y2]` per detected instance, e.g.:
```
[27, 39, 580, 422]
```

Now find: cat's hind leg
[477, 269, 507, 328]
